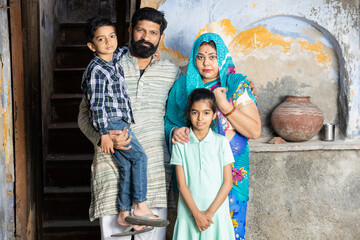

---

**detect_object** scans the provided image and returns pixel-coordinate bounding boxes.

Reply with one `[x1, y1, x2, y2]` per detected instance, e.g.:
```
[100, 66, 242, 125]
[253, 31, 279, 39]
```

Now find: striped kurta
[78, 51, 183, 221]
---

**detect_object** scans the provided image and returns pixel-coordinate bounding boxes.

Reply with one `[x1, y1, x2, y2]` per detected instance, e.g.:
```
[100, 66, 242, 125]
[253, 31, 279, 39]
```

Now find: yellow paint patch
[229, 26, 292, 55]
[351, 90, 355, 96]
[196, 24, 210, 38]
[158, 40, 189, 65]
[252, 2, 257, 8]
[140, 0, 165, 9]
[298, 39, 331, 65]
[196, 19, 237, 40]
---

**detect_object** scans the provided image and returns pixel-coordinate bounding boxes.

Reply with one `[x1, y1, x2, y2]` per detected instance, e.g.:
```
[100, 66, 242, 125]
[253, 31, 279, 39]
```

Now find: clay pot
[271, 96, 324, 142]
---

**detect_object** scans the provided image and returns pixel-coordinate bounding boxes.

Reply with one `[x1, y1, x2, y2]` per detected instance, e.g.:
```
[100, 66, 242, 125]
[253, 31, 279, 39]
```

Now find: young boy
[81, 16, 168, 236]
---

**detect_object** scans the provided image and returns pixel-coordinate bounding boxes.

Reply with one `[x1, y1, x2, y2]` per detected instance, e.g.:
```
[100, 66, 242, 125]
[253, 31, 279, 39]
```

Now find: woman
[165, 32, 261, 239]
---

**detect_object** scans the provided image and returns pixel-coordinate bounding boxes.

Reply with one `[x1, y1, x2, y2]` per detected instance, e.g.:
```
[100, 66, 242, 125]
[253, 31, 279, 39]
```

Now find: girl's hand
[172, 127, 190, 145]
[203, 210, 214, 222]
[193, 211, 212, 232]
[101, 134, 114, 154]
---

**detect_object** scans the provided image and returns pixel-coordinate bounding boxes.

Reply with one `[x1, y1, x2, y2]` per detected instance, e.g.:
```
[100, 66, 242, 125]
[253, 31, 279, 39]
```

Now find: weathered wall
[144, 0, 360, 140]
[0, 1, 15, 239]
[249, 149, 360, 239]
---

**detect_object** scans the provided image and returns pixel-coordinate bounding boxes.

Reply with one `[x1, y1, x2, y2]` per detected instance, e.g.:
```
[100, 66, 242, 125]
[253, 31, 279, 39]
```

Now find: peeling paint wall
[0, 1, 15, 238]
[144, 0, 360, 139]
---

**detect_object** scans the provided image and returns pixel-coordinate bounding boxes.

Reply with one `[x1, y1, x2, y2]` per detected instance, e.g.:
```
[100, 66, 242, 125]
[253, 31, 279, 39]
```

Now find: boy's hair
[187, 88, 217, 116]
[85, 16, 115, 43]
[131, 7, 167, 34]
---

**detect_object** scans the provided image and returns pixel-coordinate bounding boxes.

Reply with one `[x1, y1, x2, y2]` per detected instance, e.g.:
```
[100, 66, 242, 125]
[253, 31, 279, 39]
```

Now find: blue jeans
[107, 117, 148, 211]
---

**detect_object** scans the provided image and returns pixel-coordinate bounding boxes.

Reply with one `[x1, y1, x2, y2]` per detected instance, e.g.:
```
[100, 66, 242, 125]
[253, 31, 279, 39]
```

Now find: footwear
[110, 225, 154, 237]
[125, 213, 170, 227]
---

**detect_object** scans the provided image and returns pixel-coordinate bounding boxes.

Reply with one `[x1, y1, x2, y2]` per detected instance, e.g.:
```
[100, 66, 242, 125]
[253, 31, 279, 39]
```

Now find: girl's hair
[199, 40, 216, 50]
[187, 88, 217, 115]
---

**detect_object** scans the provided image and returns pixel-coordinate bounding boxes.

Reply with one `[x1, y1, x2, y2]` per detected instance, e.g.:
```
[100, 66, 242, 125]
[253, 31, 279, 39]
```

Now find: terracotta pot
[271, 96, 324, 142]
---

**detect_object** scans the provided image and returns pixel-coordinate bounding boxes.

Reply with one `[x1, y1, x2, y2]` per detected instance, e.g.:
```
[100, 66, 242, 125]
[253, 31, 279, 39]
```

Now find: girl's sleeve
[170, 143, 184, 166]
[222, 138, 235, 166]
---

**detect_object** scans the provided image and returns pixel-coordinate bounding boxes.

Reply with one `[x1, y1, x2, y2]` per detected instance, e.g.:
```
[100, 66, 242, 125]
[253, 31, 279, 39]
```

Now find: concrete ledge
[249, 138, 360, 152]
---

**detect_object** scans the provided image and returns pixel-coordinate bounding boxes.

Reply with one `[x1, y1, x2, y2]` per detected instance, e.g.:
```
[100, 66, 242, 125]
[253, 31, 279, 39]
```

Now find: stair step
[43, 187, 91, 221]
[54, 68, 84, 94]
[59, 23, 88, 46]
[48, 122, 94, 153]
[56, 45, 93, 68]
[43, 220, 100, 240]
[45, 153, 93, 187]
[51, 94, 83, 122]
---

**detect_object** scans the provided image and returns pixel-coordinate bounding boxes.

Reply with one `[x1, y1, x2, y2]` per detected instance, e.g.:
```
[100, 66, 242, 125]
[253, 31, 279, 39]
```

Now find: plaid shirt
[81, 47, 133, 135]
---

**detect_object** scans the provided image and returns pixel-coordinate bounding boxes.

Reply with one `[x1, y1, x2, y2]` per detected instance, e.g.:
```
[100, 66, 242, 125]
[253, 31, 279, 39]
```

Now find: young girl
[171, 88, 235, 240]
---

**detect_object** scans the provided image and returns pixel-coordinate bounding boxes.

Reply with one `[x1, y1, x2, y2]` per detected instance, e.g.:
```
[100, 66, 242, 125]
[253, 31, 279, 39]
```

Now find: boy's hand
[109, 127, 132, 150]
[101, 134, 114, 154]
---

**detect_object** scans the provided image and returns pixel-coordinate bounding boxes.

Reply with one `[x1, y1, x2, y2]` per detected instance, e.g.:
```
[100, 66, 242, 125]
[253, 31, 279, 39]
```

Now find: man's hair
[131, 7, 167, 34]
[85, 16, 115, 43]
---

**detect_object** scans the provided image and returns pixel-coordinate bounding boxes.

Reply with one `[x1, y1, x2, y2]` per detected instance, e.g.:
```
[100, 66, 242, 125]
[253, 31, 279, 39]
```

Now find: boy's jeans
[107, 117, 148, 211]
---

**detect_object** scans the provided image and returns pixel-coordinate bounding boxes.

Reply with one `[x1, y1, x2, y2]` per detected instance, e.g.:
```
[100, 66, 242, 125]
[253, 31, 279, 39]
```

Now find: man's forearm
[78, 96, 101, 146]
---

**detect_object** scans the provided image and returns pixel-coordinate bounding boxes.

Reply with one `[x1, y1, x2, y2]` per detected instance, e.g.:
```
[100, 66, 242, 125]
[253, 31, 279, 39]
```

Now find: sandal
[111, 225, 154, 237]
[125, 213, 170, 227]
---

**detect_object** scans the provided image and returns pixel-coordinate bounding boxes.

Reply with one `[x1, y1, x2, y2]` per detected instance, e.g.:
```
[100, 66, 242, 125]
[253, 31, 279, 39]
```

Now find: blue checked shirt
[81, 47, 133, 136]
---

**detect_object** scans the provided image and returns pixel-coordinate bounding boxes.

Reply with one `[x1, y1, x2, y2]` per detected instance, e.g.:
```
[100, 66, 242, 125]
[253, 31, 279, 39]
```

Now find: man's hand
[109, 127, 132, 150]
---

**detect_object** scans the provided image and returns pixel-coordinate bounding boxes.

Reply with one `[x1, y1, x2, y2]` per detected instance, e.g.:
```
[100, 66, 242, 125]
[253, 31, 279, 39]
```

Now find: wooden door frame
[9, 0, 42, 238]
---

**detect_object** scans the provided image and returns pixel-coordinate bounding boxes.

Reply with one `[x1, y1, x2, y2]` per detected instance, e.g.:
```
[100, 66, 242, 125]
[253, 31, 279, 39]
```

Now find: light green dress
[171, 129, 235, 240]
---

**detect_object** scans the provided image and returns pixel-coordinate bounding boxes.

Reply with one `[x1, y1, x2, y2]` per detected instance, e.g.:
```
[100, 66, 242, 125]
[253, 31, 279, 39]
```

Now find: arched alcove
[227, 15, 347, 139]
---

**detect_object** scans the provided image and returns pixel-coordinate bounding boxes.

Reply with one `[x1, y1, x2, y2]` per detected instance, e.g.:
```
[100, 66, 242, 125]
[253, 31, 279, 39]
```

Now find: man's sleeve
[78, 96, 101, 146]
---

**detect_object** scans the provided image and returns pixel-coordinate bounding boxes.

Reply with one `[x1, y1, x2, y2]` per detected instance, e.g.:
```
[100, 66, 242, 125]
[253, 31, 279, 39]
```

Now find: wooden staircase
[42, 22, 100, 239]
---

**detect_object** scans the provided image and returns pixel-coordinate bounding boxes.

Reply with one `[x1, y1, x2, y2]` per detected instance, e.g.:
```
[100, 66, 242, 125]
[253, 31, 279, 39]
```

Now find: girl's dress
[171, 128, 235, 240]
[165, 33, 257, 240]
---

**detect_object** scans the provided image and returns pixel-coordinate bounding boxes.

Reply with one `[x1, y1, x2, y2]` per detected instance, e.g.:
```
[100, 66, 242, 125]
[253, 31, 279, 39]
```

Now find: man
[78, 7, 183, 240]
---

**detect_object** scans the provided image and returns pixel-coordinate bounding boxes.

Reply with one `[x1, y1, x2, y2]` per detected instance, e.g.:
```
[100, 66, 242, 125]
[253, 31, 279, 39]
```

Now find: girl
[171, 88, 235, 240]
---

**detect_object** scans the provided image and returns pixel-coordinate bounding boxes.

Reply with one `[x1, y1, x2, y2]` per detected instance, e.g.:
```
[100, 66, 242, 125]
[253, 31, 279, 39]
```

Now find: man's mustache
[135, 39, 155, 48]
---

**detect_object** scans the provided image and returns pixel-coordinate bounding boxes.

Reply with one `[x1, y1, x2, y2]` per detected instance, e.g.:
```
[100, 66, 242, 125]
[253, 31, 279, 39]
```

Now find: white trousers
[100, 208, 167, 240]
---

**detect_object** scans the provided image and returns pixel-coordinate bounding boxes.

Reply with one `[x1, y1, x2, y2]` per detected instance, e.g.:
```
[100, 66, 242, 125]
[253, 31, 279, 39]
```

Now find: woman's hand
[172, 127, 190, 145]
[213, 87, 233, 114]
[248, 80, 257, 98]
[193, 211, 213, 232]
[109, 127, 132, 150]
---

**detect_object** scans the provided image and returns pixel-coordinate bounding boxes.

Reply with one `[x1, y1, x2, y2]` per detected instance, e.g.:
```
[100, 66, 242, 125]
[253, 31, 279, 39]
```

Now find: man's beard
[130, 37, 160, 58]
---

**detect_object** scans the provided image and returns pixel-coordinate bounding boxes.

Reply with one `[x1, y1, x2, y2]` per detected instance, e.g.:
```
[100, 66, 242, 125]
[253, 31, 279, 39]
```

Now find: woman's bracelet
[224, 106, 236, 117]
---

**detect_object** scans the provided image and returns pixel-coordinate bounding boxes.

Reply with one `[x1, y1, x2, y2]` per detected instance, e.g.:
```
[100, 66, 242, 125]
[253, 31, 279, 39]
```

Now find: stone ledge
[249, 138, 360, 152]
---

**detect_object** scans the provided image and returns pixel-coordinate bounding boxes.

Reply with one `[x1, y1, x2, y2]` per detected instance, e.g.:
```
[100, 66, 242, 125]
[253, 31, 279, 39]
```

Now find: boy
[81, 16, 168, 236]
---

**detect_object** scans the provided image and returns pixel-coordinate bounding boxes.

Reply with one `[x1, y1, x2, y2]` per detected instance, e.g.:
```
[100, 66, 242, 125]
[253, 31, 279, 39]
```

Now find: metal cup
[323, 123, 335, 141]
